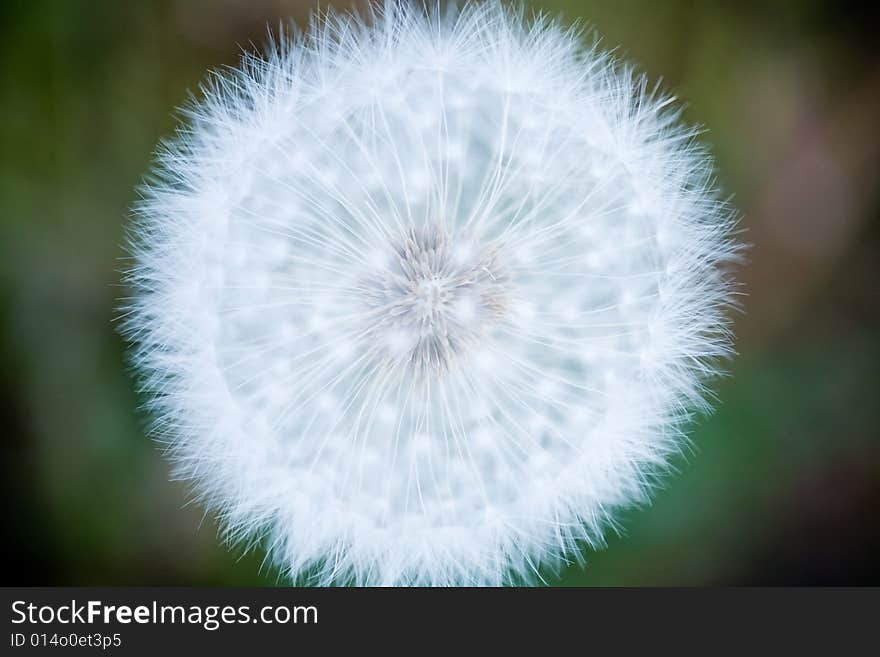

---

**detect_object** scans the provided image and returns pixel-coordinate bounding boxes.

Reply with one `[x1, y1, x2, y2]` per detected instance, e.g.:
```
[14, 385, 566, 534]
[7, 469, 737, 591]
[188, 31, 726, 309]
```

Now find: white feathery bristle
[121, 1, 740, 585]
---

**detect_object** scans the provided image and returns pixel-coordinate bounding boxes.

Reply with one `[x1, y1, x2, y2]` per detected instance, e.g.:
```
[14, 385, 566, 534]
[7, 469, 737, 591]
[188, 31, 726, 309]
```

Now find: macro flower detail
[123, 2, 739, 585]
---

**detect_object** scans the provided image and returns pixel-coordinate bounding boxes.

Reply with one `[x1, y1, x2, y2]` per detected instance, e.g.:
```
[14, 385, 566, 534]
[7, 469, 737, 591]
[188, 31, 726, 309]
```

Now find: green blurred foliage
[1, 0, 878, 585]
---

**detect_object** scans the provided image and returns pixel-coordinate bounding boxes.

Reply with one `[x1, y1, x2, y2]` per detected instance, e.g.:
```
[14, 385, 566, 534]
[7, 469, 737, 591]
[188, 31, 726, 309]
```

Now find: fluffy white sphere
[123, 2, 739, 585]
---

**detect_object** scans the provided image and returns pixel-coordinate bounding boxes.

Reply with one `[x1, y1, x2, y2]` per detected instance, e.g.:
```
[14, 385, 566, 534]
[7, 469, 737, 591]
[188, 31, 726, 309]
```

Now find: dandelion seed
[121, 2, 740, 586]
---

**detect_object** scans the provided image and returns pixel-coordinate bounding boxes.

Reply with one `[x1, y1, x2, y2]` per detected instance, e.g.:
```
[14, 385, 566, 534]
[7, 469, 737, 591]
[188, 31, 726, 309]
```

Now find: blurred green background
[2, 0, 878, 585]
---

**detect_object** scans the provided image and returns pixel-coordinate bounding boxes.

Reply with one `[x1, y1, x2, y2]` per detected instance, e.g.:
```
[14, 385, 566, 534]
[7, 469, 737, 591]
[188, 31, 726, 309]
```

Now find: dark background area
[1, 0, 878, 585]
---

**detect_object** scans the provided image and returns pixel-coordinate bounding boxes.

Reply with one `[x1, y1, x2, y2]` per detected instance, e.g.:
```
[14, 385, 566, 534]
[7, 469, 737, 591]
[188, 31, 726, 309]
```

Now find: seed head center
[359, 225, 510, 377]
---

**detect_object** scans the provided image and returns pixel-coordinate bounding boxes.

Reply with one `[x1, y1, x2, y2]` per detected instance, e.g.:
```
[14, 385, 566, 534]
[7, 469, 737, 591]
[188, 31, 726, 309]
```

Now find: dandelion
[122, 2, 740, 585]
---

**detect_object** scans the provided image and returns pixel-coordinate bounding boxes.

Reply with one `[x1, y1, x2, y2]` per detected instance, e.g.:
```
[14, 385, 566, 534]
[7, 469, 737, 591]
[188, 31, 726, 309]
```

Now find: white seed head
[122, 2, 740, 585]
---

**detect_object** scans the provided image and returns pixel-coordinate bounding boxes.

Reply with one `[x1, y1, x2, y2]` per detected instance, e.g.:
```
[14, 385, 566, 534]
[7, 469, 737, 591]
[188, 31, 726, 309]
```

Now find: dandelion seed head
[122, 2, 740, 586]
